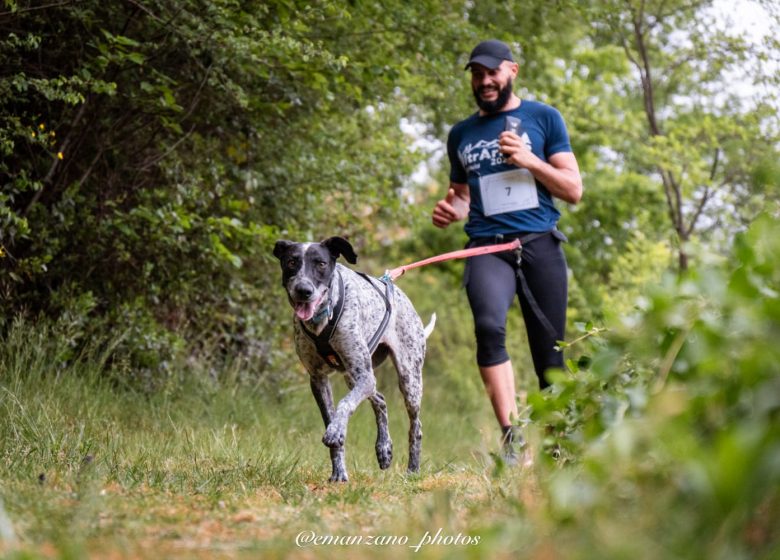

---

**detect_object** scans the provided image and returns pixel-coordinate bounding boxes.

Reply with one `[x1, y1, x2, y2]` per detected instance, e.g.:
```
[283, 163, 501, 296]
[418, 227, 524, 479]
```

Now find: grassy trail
[0, 331, 546, 559]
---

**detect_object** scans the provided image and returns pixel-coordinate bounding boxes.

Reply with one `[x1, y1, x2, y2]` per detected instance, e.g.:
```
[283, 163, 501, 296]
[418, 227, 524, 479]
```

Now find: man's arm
[498, 131, 583, 204]
[432, 182, 470, 228]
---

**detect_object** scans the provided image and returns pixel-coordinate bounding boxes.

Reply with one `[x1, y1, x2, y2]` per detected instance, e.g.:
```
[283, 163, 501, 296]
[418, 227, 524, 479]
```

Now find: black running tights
[463, 234, 567, 389]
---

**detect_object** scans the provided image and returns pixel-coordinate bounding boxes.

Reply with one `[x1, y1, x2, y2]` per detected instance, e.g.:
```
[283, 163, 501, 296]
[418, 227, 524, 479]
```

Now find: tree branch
[0, 1, 72, 17]
[709, 147, 720, 181]
[685, 186, 713, 238]
[632, 5, 661, 136]
[23, 97, 90, 215]
[660, 170, 680, 233]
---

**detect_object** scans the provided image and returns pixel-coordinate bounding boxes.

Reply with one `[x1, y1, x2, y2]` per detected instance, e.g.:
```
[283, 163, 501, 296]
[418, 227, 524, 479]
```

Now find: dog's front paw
[322, 422, 346, 448]
[376, 438, 393, 470]
[328, 468, 349, 483]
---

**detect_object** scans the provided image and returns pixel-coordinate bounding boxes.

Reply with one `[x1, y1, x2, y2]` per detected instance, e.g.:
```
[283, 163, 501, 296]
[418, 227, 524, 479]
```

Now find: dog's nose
[295, 285, 314, 300]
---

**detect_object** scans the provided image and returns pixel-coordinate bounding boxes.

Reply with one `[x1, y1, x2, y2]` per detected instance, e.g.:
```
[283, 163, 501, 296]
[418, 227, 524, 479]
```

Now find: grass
[0, 320, 546, 559]
[3, 291, 779, 559]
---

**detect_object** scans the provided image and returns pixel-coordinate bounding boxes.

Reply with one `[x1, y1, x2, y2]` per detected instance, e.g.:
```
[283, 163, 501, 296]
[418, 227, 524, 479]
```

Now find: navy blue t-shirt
[447, 100, 572, 238]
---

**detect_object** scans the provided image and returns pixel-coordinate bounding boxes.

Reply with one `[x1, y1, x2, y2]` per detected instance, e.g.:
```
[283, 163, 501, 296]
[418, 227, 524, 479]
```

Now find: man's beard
[473, 79, 513, 114]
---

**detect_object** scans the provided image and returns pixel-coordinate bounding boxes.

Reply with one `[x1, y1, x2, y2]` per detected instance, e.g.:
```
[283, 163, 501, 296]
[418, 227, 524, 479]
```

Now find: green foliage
[0, 0, 468, 376]
[2, 0, 779, 387]
[530, 212, 780, 557]
[580, 0, 780, 268]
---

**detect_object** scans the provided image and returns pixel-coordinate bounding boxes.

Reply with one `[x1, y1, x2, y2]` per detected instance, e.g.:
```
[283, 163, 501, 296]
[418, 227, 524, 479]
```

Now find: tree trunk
[678, 247, 689, 272]
[677, 229, 689, 272]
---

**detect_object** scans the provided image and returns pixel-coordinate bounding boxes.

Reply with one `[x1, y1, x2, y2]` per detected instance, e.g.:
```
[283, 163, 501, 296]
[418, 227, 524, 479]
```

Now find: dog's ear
[273, 240, 294, 260]
[321, 236, 357, 264]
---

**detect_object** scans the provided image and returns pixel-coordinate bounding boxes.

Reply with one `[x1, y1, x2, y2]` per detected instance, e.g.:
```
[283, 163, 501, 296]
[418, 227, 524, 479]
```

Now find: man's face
[470, 61, 517, 114]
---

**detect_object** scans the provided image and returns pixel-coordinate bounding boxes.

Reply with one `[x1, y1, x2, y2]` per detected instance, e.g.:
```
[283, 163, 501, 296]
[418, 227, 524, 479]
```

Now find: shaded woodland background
[3, 0, 778, 382]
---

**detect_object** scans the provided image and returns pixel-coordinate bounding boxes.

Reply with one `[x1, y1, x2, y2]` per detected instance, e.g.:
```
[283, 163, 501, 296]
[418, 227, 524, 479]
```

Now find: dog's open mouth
[294, 293, 326, 321]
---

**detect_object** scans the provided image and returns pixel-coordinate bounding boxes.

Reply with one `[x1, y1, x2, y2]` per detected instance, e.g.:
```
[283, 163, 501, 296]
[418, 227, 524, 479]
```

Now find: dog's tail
[423, 313, 437, 339]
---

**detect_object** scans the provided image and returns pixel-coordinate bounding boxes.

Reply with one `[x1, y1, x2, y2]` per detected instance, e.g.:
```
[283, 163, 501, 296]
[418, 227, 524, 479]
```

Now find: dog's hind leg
[310, 375, 348, 482]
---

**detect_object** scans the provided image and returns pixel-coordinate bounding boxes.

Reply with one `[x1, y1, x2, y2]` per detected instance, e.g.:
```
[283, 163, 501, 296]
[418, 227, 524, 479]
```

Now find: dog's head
[272, 236, 358, 322]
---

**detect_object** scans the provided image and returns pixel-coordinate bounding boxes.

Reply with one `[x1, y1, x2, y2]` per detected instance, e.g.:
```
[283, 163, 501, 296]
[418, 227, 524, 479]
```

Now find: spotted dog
[273, 236, 435, 482]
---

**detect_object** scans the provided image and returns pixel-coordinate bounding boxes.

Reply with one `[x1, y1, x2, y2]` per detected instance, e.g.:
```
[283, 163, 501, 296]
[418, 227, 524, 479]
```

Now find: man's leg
[480, 359, 526, 464]
[516, 234, 569, 389]
[465, 252, 519, 435]
[479, 359, 518, 427]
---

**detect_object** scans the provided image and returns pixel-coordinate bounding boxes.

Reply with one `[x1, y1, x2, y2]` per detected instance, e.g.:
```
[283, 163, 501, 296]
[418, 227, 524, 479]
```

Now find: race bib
[479, 168, 539, 216]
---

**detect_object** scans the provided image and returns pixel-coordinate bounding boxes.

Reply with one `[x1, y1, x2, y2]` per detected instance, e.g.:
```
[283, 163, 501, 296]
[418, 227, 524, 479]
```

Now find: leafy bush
[0, 0, 467, 378]
[530, 212, 780, 558]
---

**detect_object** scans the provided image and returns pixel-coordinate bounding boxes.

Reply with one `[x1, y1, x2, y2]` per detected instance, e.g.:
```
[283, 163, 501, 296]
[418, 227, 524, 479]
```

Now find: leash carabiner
[496, 233, 524, 267]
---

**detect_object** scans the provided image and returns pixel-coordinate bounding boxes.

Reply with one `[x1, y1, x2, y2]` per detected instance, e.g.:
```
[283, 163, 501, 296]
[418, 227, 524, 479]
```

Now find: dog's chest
[294, 269, 391, 365]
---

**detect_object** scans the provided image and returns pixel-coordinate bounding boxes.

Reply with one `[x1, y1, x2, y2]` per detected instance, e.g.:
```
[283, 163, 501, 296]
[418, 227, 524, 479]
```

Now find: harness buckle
[326, 354, 340, 368]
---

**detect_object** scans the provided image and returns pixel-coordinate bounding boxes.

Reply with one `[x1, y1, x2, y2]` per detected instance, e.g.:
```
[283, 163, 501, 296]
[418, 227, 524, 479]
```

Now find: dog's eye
[316, 261, 327, 270]
[286, 258, 299, 269]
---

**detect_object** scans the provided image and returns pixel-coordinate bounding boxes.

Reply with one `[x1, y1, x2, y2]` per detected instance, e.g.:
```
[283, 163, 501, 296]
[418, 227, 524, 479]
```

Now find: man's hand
[498, 131, 583, 204]
[432, 183, 470, 228]
[498, 131, 538, 169]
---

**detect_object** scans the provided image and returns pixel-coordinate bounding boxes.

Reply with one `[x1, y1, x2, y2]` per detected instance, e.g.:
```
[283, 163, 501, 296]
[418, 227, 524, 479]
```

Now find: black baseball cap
[465, 39, 515, 70]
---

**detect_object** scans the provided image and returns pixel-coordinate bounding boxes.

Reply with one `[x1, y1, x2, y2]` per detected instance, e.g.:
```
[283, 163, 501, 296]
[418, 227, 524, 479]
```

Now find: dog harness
[299, 271, 394, 370]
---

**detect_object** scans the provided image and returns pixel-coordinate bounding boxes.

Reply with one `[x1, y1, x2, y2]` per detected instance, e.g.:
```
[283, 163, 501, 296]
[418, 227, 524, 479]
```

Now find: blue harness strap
[299, 272, 394, 370]
[356, 272, 394, 355]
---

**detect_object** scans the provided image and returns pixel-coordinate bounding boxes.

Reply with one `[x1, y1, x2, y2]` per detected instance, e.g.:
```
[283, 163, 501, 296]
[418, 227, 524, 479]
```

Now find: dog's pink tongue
[295, 301, 316, 321]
